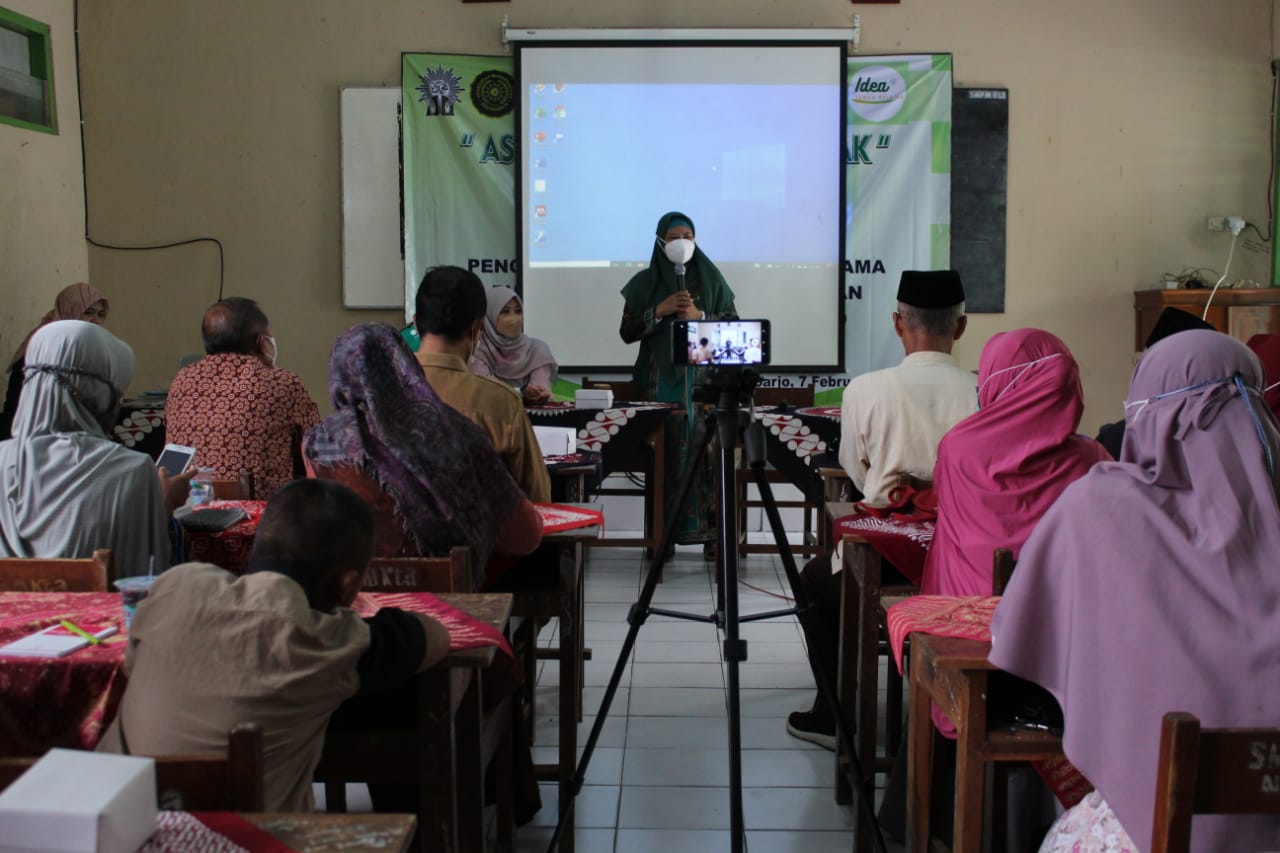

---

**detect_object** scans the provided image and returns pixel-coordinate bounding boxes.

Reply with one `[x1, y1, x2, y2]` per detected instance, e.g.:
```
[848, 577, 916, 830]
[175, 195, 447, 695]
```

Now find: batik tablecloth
[752, 405, 842, 504]
[184, 500, 268, 575]
[526, 402, 678, 481]
[0, 590, 511, 756]
[832, 511, 934, 586]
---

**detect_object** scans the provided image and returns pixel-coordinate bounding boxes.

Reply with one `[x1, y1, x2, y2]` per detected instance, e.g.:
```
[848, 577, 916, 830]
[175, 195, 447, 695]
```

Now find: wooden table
[243, 812, 416, 852]
[518, 522, 599, 853]
[906, 632, 1066, 853]
[316, 593, 513, 853]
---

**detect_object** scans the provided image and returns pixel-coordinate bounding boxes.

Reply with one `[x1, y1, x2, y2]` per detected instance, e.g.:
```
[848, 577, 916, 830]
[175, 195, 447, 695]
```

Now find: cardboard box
[0, 749, 157, 853]
[533, 425, 577, 457]
[574, 388, 614, 410]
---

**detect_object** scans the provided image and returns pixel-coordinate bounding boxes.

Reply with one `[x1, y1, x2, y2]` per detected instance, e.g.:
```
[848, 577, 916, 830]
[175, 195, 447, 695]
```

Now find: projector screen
[516, 43, 845, 371]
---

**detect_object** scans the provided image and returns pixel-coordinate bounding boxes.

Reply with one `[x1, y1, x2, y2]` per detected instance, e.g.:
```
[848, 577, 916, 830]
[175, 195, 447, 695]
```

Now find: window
[0, 6, 55, 133]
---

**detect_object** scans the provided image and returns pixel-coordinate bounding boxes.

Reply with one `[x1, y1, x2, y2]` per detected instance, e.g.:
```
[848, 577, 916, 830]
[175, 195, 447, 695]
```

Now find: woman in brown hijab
[1, 283, 110, 439]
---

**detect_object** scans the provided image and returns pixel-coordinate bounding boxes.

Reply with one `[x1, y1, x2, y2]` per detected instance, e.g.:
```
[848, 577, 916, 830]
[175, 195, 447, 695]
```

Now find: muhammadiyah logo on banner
[402, 53, 518, 320]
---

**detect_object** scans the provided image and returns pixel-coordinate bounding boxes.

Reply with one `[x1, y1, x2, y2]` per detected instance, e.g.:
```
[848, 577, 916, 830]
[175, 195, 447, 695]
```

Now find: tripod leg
[544, 411, 717, 853]
[714, 395, 747, 853]
[744, 420, 889, 853]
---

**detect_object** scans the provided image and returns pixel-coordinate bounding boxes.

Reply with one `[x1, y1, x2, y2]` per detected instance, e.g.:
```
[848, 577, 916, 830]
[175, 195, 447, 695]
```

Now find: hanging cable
[1201, 232, 1240, 321]
[73, 0, 226, 301]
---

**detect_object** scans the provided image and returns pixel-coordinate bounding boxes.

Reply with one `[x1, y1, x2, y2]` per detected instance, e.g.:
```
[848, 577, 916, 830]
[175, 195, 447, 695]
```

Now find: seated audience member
[691, 337, 713, 364]
[1247, 332, 1280, 418]
[468, 286, 558, 404]
[786, 270, 977, 749]
[0, 320, 186, 567]
[304, 323, 541, 588]
[991, 330, 1280, 852]
[839, 269, 977, 506]
[165, 297, 320, 498]
[1095, 307, 1214, 458]
[98, 478, 450, 812]
[1, 283, 110, 439]
[922, 328, 1109, 597]
[414, 266, 551, 502]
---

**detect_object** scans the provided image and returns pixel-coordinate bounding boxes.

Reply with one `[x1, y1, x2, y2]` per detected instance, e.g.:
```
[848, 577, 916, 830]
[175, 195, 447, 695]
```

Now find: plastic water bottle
[189, 468, 214, 507]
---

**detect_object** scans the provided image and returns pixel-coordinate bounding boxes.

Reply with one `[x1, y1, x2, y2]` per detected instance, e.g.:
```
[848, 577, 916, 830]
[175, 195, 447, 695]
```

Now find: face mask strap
[1124, 376, 1227, 418]
[1233, 374, 1277, 479]
[23, 362, 121, 421]
[977, 352, 1065, 405]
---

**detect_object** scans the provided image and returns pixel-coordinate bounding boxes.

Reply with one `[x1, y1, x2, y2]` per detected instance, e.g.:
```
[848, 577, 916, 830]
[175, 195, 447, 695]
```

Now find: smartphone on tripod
[672, 318, 771, 367]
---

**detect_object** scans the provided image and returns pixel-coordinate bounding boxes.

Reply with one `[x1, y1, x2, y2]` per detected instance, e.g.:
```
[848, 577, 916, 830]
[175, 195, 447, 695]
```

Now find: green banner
[402, 54, 517, 318]
[815, 54, 951, 404]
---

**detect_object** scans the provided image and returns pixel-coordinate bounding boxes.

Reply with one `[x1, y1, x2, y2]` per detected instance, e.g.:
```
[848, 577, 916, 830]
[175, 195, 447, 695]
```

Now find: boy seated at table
[97, 478, 450, 812]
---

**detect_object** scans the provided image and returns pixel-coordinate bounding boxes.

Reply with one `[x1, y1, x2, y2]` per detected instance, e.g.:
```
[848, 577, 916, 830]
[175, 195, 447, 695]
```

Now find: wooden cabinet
[1134, 288, 1280, 351]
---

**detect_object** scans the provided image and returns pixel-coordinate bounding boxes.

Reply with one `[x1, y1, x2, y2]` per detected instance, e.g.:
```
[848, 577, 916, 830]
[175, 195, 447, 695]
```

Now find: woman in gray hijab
[0, 320, 173, 572]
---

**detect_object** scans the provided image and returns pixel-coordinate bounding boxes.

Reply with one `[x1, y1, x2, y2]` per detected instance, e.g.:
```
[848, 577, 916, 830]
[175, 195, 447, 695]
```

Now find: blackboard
[951, 88, 1009, 314]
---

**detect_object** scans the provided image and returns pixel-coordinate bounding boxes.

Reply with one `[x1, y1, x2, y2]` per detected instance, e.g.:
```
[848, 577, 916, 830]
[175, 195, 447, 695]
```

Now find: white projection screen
[516, 43, 846, 371]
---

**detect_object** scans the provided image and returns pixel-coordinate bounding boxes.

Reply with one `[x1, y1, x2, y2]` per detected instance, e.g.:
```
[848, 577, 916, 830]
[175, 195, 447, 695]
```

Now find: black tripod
[546, 367, 887, 853]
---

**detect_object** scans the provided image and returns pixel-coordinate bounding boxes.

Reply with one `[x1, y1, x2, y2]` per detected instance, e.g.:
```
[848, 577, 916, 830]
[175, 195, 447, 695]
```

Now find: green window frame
[0, 5, 56, 134]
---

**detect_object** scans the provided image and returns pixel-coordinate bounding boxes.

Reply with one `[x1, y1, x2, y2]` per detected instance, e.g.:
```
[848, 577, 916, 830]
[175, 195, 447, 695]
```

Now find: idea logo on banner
[849, 65, 907, 123]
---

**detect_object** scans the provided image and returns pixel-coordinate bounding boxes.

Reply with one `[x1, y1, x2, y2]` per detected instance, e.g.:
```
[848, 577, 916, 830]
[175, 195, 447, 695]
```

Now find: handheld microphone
[674, 262, 686, 289]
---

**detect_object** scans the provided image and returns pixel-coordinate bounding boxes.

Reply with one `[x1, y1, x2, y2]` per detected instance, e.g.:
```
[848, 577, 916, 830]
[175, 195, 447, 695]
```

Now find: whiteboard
[340, 87, 403, 308]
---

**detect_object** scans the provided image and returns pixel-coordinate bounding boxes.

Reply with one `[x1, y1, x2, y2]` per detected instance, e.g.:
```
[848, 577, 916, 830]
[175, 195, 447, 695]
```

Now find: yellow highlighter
[59, 619, 102, 645]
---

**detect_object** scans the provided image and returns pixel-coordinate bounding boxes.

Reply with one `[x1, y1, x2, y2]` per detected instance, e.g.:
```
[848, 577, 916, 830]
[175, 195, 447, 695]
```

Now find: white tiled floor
[514, 544, 864, 852]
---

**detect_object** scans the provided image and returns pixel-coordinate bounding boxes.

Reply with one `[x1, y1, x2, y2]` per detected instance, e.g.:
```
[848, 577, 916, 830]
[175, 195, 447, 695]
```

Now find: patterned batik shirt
[165, 354, 320, 498]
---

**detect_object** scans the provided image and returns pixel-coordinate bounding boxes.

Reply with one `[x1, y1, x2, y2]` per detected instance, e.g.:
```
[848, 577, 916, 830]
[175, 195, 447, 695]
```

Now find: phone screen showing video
[675, 320, 770, 366]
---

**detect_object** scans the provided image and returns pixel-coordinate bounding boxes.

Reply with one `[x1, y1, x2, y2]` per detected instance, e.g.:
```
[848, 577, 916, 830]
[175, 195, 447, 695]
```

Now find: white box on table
[574, 389, 613, 410]
[533, 425, 577, 457]
[0, 749, 157, 853]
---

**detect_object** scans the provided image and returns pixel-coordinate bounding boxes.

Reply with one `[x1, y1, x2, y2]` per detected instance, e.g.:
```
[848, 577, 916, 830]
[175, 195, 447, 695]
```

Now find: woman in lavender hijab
[990, 330, 1280, 852]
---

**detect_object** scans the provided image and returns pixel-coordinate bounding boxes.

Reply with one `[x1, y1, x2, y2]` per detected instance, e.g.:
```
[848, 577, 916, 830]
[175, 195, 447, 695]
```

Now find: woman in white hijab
[0, 321, 173, 572]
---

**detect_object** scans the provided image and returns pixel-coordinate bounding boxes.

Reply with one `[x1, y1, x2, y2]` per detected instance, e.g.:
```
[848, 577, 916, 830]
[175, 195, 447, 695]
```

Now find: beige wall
[76, 0, 1275, 430]
[1, 0, 87, 367]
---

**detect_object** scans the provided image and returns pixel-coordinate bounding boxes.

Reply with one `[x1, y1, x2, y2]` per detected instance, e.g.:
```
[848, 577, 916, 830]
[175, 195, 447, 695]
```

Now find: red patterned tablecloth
[141, 811, 294, 852]
[0, 590, 511, 757]
[533, 503, 605, 534]
[885, 594, 997, 673]
[185, 500, 268, 575]
[833, 512, 934, 586]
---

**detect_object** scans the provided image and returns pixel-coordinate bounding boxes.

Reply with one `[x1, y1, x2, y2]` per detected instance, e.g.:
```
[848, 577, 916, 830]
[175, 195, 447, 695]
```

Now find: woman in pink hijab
[922, 328, 1108, 597]
[2, 283, 110, 439]
[991, 330, 1280, 852]
[467, 286, 558, 404]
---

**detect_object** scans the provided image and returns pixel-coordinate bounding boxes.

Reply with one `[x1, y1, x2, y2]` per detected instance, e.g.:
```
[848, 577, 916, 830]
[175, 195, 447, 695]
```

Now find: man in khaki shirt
[414, 266, 551, 502]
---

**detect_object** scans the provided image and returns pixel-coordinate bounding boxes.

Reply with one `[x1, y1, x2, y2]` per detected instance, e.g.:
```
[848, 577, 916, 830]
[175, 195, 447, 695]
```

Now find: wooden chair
[0, 723, 264, 812]
[1150, 711, 1280, 853]
[737, 386, 822, 558]
[320, 549, 518, 852]
[0, 549, 114, 592]
[361, 547, 471, 594]
[991, 548, 1016, 595]
[211, 470, 254, 500]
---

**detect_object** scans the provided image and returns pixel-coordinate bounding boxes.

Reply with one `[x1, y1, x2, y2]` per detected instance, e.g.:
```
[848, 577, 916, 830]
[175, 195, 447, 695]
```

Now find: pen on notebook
[59, 620, 102, 645]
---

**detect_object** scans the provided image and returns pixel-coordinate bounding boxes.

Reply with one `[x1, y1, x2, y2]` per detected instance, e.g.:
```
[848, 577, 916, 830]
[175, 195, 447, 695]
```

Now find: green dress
[618, 211, 737, 545]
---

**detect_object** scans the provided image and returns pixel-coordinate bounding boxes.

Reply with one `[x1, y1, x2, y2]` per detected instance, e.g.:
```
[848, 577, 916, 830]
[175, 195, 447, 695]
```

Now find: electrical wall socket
[1207, 216, 1226, 232]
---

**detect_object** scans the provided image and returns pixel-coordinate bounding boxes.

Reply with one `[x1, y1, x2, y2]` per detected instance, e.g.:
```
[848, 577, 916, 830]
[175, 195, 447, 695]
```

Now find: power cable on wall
[72, 0, 226, 301]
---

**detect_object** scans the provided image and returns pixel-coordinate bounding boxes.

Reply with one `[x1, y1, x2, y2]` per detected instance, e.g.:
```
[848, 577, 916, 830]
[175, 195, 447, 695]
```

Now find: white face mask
[661, 237, 695, 266]
[264, 336, 278, 367]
